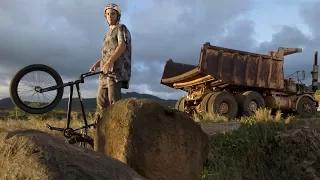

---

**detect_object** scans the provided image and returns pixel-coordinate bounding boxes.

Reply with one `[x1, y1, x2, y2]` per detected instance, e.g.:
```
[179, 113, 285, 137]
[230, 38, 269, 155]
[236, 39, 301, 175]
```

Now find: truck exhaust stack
[312, 51, 318, 92]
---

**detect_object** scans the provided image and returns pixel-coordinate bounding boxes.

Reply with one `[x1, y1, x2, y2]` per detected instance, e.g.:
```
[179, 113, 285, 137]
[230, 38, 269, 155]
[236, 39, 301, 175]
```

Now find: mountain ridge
[0, 92, 179, 111]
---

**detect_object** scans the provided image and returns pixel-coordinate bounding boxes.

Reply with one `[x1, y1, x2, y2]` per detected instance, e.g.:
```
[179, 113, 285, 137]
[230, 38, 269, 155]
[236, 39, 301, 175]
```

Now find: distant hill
[0, 92, 178, 111]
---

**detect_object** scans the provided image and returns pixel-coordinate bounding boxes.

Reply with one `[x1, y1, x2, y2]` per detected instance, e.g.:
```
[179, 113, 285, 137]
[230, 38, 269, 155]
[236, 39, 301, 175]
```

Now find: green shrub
[314, 90, 320, 96]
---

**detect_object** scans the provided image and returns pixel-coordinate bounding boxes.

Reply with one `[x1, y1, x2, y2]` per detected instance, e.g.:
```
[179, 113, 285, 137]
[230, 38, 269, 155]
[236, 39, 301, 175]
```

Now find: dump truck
[160, 42, 319, 119]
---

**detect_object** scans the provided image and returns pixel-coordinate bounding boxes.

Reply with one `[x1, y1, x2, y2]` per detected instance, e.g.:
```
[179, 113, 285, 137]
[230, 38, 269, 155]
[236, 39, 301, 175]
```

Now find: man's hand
[89, 62, 100, 72]
[102, 61, 114, 74]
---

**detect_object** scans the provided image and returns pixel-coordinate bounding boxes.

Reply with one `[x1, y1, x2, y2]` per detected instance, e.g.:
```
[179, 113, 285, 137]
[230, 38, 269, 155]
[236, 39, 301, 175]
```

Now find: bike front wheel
[9, 64, 64, 114]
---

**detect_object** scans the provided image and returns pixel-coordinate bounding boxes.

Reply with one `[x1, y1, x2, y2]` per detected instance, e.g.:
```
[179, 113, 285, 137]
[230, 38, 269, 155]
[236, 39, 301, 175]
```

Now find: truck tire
[240, 91, 265, 117]
[207, 91, 238, 120]
[175, 96, 186, 111]
[296, 96, 317, 118]
[199, 92, 216, 116]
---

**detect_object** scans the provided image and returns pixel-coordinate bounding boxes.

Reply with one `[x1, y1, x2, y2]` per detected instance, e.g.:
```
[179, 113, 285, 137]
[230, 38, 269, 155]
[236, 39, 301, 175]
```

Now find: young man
[89, 3, 132, 116]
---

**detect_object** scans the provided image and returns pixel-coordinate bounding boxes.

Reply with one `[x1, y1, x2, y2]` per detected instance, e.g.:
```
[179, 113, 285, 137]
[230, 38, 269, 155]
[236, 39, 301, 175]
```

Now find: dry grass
[0, 130, 52, 179]
[197, 107, 296, 125]
[199, 113, 229, 123]
[0, 115, 97, 143]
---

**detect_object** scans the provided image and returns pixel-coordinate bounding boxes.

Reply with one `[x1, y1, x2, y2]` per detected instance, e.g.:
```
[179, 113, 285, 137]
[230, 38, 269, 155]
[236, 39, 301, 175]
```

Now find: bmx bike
[9, 64, 103, 148]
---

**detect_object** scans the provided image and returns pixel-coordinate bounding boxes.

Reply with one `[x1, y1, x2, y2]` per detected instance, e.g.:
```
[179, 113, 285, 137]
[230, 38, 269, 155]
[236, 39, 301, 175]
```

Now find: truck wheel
[199, 92, 216, 116]
[207, 91, 238, 120]
[296, 96, 317, 118]
[241, 91, 265, 117]
[175, 96, 186, 111]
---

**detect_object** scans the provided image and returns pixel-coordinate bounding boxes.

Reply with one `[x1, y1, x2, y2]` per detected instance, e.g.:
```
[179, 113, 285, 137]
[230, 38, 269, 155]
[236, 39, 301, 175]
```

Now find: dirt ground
[292, 118, 320, 130]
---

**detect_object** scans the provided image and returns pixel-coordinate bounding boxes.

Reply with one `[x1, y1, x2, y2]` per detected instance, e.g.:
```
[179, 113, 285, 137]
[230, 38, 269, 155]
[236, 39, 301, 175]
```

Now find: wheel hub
[219, 102, 229, 114]
[63, 128, 74, 138]
[249, 100, 258, 112]
[303, 103, 312, 114]
[34, 86, 41, 93]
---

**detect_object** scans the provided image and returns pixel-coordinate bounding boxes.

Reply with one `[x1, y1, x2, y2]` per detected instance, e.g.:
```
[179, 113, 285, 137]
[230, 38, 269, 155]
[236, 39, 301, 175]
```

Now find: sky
[1, 0, 320, 101]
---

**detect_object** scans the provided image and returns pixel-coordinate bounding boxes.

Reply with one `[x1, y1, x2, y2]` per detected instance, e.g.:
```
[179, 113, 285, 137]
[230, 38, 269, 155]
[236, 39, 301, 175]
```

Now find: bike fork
[66, 84, 73, 129]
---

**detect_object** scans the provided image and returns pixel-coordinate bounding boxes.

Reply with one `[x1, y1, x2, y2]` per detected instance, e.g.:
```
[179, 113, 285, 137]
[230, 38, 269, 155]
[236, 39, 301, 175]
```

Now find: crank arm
[73, 123, 96, 131]
[46, 124, 64, 132]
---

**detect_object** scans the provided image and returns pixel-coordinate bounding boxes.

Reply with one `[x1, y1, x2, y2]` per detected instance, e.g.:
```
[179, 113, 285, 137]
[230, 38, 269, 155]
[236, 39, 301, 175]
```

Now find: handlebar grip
[81, 71, 102, 78]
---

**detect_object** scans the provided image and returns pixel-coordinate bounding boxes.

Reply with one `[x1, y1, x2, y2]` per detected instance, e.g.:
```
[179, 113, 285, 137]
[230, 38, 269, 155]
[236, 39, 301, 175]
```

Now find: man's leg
[94, 86, 109, 152]
[94, 82, 121, 152]
[96, 86, 110, 117]
[108, 81, 122, 105]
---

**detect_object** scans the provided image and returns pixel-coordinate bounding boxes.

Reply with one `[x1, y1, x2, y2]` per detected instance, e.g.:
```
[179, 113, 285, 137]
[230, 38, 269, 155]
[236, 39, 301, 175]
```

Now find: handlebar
[81, 71, 103, 78]
[78, 70, 114, 83]
[79, 71, 103, 83]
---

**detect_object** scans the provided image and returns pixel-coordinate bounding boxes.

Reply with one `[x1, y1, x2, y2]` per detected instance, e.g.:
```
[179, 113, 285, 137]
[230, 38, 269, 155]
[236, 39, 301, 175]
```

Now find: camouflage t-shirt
[99, 24, 132, 89]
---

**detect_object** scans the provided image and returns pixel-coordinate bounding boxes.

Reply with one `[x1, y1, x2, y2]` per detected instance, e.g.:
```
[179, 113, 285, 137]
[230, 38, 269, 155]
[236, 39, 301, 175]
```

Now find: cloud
[0, 0, 257, 100]
[1, 0, 320, 101]
[0, 0, 127, 99]
[126, 0, 257, 97]
[257, 25, 312, 74]
[219, 19, 258, 51]
[254, 1, 320, 85]
[300, 1, 320, 36]
[0, 0, 128, 76]
[130, 0, 254, 63]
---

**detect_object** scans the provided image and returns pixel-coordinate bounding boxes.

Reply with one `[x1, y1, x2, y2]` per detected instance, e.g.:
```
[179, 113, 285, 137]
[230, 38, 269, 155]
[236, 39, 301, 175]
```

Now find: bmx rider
[89, 3, 132, 116]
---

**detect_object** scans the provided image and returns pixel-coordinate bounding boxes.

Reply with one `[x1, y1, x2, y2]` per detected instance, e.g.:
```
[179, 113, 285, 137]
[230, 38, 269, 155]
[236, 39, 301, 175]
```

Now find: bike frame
[40, 70, 103, 142]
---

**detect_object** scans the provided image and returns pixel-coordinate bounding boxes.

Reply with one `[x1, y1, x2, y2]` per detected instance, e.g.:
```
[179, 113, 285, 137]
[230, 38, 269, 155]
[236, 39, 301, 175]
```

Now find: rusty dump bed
[160, 42, 302, 91]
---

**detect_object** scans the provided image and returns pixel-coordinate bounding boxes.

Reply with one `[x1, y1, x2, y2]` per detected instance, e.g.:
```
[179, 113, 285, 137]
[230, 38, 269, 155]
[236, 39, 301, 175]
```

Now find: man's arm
[107, 42, 126, 64]
[107, 25, 129, 64]
[93, 58, 101, 67]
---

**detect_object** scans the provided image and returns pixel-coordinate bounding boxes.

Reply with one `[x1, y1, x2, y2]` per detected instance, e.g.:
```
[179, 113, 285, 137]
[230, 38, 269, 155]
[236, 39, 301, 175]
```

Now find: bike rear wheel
[10, 64, 64, 114]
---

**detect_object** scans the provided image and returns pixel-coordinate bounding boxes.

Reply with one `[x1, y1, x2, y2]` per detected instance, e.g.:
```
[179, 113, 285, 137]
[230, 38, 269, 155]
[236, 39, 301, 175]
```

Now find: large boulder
[0, 129, 146, 180]
[94, 98, 209, 180]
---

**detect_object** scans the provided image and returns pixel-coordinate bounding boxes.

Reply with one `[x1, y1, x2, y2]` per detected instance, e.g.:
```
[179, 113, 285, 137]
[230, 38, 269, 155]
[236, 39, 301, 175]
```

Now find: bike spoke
[16, 70, 59, 108]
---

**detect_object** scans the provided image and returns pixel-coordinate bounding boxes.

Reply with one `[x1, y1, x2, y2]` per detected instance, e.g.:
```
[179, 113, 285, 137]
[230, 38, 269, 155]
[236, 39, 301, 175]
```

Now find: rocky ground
[0, 129, 146, 180]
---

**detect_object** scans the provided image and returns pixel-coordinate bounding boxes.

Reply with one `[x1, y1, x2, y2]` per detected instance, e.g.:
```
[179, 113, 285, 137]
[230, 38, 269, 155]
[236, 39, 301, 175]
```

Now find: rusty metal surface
[198, 43, 285, 90]
[160, 59, 205, 88]
[264, 96, 295, 110]
[161, 42, 302, 91]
